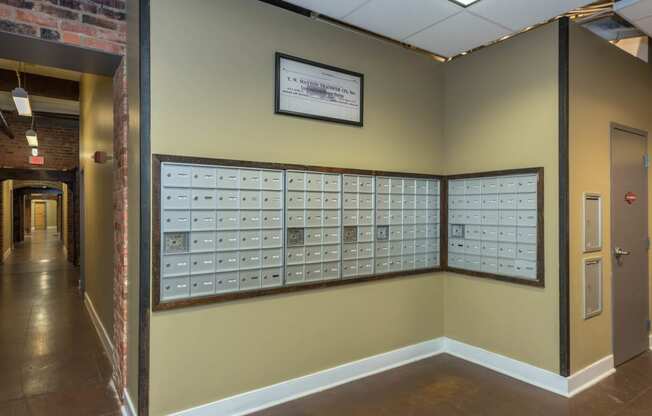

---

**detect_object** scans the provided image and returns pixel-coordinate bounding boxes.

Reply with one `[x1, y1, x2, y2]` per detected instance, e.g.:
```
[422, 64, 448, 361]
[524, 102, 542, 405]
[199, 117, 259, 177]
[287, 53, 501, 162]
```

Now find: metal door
[611, 125, 649, 366]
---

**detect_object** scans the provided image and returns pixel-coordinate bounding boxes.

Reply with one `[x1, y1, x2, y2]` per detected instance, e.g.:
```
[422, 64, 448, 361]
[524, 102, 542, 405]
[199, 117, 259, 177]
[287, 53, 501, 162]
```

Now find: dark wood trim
[0, 168, 75, 184]
[138, 0, 151, 413]
[445, 167, 543, 180]
[444, 167, 545, 288]
[274, 52, 364, 127]
[152, 155, 161, 308]
[440, 179, 449, 272]
[257, 0, 312, 17]
[558, 16, 571, 378]
[152, 153, 442, 311]
[153, 154, 444, 180]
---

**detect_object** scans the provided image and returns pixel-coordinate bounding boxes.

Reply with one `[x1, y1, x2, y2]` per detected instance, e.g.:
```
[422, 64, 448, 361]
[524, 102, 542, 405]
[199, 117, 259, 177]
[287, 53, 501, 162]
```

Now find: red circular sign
[625, 192, 637, 205]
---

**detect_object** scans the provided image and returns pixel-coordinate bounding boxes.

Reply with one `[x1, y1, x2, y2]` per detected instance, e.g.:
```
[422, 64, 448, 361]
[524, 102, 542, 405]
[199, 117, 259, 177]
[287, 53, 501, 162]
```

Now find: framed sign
[275, 52, 364, 126]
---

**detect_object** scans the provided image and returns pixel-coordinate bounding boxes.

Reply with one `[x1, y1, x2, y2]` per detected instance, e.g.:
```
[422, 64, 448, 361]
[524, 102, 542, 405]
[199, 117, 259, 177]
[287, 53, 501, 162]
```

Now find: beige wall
[442, 23, 561, 372]
[569, 23, 652, 373]
[80, 73, 115, 337]
[2, 180, 13, 258]
[149, 0, 446, 414]
[47, 199, 56, 228]
[126, 0, 141, 405]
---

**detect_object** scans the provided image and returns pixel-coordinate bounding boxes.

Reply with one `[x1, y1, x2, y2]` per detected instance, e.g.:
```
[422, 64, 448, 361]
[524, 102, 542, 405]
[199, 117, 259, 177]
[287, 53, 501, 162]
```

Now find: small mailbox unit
[446, 168, 544, 286]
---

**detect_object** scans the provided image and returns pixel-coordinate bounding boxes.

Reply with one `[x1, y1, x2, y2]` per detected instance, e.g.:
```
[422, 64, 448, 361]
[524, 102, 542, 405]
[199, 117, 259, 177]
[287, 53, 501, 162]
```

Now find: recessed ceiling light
[449, 0, 481, 7]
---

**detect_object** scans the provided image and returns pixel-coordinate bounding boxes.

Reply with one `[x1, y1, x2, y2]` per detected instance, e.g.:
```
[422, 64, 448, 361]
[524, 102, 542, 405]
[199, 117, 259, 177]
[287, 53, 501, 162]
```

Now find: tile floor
[255, 348, 652, 415]
[0, 230, 121, 416]
[5, 232, 651, 416]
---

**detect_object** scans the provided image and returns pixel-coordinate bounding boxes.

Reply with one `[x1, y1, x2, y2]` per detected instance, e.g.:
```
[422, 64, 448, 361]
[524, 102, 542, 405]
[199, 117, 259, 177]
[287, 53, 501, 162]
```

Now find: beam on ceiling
[0, 69, 79, 101]
[0, 110, 14, 139]
[0, 32, 121, 77]
[0, 168, 75, 183]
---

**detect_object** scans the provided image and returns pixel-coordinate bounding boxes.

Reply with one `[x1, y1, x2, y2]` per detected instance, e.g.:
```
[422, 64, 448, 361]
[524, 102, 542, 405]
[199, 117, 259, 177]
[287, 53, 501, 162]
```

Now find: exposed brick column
[112, 57, 128, 402]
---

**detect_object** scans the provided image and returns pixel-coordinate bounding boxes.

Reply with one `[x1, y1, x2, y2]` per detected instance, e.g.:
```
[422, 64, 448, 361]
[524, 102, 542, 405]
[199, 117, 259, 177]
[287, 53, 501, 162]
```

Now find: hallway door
[611, 125, 650, 366]
[33, 202, 47, 230]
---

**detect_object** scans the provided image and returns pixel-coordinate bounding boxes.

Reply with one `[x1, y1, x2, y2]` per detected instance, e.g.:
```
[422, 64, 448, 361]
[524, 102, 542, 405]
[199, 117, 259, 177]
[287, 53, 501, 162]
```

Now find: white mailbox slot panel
[160, 162, 441, 303]
[446, 171, 541, 283]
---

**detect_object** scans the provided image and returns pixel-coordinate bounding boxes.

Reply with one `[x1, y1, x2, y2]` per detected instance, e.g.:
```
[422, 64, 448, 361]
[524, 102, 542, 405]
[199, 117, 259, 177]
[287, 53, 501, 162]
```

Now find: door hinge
[647, 238, 651, 250]
[647, 319, 651, 332]
[644, 154, 650, 169]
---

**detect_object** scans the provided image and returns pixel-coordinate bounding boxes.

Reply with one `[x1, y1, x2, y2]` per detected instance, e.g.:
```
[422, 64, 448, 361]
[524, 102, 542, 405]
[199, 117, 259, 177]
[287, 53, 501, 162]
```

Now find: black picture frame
[274, 52, 364, 127]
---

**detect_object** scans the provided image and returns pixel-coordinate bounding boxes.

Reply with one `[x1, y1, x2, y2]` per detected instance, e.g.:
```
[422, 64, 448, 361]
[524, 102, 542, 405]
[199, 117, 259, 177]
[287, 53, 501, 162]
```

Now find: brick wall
[112, 58, 128, 400]
[0, 112, 79, 170]
[0, 0, 126, 54]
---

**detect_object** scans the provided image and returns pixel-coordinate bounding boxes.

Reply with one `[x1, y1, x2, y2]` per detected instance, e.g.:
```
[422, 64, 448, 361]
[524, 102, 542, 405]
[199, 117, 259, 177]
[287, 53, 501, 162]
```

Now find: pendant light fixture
[12, 69, 32, 117]
[26, 116, 38, 147]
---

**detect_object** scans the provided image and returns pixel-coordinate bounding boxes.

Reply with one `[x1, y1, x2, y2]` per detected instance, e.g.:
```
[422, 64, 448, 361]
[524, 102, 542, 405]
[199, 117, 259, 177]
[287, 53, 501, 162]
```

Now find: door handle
[614, 247, 631, 257]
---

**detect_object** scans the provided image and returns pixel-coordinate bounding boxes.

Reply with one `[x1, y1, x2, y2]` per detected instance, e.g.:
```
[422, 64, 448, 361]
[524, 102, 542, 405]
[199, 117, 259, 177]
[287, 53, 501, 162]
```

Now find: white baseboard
[444, 338, 568, 396]
[566, 355, 614, 396]
[170, 337, 615, 416]
[84, 293, 117, 373]
[122, 388, 137, 416]
[171, 338, 446, 416]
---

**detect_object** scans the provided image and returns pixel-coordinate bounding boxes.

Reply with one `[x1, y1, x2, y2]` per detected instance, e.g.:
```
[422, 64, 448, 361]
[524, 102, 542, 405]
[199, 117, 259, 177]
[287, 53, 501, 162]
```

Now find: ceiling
[0, 58, 80, 116]
[615, 0, 652, 37]
[0, 93, 79, 115]
[283, 0, 596, 57]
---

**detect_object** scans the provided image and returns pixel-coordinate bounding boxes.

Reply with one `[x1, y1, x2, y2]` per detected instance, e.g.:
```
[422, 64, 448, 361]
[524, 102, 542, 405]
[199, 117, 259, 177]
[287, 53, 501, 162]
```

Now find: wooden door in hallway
[33, 202, 46, 230]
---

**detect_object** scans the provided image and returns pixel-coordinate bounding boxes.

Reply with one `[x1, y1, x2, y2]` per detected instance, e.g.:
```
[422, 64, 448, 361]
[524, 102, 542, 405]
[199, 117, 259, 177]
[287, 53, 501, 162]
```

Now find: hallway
[0, 230, 121, 415]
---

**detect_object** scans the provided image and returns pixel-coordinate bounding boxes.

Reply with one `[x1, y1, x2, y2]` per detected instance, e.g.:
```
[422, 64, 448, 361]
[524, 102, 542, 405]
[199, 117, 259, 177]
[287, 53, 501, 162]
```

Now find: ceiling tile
[405, 11, 510, 57]
[617, 0, 652, 23]
[342, 0, 462, 41]
[282, 0, 371, 19]
[469, 0, 593, 31]
[631, 14, 652, 36]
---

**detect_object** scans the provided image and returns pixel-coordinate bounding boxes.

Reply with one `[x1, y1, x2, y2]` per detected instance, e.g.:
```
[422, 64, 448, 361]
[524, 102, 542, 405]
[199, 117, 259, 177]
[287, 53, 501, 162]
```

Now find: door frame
[79, 169, 85, 295]
[33, 201, 47, 230]
[609, 122, 649, 365]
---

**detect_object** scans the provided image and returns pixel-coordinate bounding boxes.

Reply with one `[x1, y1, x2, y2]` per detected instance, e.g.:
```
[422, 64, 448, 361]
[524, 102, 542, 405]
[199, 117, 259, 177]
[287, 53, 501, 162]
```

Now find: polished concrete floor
[257, 351, 652, 416]
[0, 230, 121, 416]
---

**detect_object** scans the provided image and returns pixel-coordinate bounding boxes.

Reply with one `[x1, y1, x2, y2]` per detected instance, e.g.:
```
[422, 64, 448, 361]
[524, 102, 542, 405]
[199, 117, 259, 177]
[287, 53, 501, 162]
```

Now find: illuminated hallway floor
[0, 230, 120, 416]
[256, 350, 652, 416]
